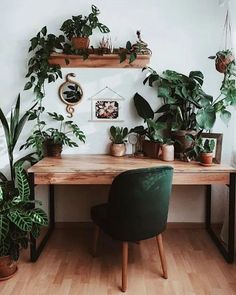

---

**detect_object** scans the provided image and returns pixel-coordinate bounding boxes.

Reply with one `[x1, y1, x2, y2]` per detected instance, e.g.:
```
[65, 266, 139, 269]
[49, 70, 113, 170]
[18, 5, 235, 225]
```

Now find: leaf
[208, 56, 216, 59]
[24, 82, 33, 90]
[0, 215, 9, 242]
[15, 165, 30, 201]
[126, 41, 132, 51]
[133, 93, 154, 120]
[7, 209, 32, 232]
[41, 26, 47, 36]
[0, 239, 10, 256]
[0, 172, 8, 182]
[196, 107, 216, 130]
[220, 110, 231, 126]
[119, 52, 127, 63]
[31, 223, 40, 239]
[189, 71, 204, 86]
[0, 106, 10, 147]
[155, 104, 170, 113]
[129, 52, 137, 64]
[97, 23, 110, 33]
[28, 208, 48, 226]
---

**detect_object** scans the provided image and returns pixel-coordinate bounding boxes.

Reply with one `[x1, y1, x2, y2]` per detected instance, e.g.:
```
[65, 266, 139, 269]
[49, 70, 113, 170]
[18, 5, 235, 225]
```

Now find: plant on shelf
[109, 126, 128, 157]
[60, 4, 110, 49]
[21, 110, 86, 158]
[24, 26, 65, 100]
[209, 49, 235, 74]
[0, 165, 48, 280]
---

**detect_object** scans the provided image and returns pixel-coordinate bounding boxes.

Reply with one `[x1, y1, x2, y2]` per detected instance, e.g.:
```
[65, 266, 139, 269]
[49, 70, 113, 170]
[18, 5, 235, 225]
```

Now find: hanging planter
[209, 10, 235, 74]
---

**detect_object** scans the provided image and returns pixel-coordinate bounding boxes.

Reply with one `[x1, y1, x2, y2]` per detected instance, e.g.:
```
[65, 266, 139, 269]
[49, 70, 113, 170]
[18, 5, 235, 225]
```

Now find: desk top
[28, 155, 235, 185]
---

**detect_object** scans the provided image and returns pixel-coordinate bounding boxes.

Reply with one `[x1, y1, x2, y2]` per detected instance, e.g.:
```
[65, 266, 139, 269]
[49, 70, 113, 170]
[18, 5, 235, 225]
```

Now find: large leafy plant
[0, 165, 48, 261]
[0, 94, 37, 181]
[142, 68, 216, 131]
[60, 5, 110, 39]
[21, 110, 86, 159]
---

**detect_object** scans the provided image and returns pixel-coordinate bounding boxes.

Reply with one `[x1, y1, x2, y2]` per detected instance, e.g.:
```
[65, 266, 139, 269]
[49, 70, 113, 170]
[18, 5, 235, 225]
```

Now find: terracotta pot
[215, 54, 235, 73]
[0, 256, 17, 280]
[72, 37, 90, 49]
[172, 130, 197, 156]
[44, 140, 63, 158]
[161, 144, 174, 162]
[142, 140, 161, 158]
[110, 143, 126, 157]
[200, 152, 213, 165]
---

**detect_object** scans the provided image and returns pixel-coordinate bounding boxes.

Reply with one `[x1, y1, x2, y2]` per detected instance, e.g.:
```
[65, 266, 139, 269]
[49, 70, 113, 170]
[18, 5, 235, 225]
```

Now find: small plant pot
[0, 256, 17, 280]
[200, 152, 213, 165]
[161, 144, 174, 161]
[215, 54, 235, 73]
[142, 140, 161, 159]
[110, 143, 126, 157]
[44, 140, 63, 158]
[72, 37, 90, 49]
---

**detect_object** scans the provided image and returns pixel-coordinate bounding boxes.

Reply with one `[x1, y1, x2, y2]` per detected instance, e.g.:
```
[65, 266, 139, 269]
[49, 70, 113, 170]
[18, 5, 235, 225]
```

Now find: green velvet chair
[90, 166, 173, 292]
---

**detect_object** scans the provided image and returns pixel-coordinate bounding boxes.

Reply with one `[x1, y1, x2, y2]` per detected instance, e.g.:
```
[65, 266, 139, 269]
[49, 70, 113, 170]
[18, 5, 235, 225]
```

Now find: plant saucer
[199, 162, 213, 167]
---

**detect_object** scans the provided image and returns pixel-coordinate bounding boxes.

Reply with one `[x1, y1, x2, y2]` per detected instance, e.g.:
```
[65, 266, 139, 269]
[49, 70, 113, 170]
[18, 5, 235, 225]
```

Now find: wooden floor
[1, 228, 236, 295]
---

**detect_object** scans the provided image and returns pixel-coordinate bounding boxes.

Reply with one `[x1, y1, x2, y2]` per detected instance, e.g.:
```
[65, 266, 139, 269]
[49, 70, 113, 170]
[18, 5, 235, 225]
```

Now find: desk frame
[28, 155, 236, 263]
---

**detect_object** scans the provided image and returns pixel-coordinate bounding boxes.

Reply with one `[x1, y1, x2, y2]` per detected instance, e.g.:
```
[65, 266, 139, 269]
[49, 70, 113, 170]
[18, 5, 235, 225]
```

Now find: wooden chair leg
[92, 225, 100, 257]
[122, 242, 128, 292]
[156, 234, 168, 279]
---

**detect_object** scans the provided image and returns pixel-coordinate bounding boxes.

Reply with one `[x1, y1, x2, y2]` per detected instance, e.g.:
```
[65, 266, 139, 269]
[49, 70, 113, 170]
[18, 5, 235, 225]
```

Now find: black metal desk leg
[29, 172, 55, 262]
[205, 174, 235, 263]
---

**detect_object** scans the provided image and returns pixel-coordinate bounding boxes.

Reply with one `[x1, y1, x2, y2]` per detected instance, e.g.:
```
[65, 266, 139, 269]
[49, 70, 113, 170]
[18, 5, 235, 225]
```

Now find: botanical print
[95, 100, 119, 119]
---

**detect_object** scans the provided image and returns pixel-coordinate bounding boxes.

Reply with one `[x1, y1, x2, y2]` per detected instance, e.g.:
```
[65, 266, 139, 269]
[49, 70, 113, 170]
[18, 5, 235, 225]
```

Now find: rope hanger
[89, 86, 125, 100]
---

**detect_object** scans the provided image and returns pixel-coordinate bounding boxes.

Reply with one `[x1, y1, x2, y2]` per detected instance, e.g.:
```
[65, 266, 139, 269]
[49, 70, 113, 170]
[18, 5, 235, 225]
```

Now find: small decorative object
[21, 111, 86, 159]
[199, 139, 215, 166]
[161, 140, 175, 162]
[201, 133, 223, 164]
[89, 86, 125, 122]
[59, 73, 83, 117]
[98, 36, 113, 54]
[128, 133, 138, 156]
[109, 126, 128, 157]
[60, 5, 110, 49]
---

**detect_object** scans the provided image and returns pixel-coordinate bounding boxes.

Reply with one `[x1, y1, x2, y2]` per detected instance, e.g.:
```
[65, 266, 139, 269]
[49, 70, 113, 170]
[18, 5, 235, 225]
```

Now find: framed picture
[201, 133, 223, 164]
[89, 86, 125, 122]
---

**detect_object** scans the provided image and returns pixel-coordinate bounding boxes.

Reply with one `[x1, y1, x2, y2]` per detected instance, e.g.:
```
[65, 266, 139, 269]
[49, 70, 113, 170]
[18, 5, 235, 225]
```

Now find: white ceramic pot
[161, 144, 174, 161]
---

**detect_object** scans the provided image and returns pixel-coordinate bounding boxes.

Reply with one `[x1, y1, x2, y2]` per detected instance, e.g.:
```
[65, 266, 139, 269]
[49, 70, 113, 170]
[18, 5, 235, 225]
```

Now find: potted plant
[160, 138, 175, 162]
[109, 126, 128, 157]
[0, 165, 48, 280]
[209, 49, 235, 74]
[60, 5, 110, 49]
[185, 131, 215, 165]
[21, 110, 86, 158]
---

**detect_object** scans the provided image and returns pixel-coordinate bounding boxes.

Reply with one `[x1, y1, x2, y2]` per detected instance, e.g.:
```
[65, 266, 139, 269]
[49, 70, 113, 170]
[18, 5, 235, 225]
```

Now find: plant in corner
[0, 165, 48, 280]
[21, 110, 86, 158]
[109, 126, 128, 157]
[60, 4, 110, 50]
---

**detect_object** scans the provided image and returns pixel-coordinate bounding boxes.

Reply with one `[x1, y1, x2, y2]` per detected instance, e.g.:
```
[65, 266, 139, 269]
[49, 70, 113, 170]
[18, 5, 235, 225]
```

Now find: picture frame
[201, 133, 223, 164]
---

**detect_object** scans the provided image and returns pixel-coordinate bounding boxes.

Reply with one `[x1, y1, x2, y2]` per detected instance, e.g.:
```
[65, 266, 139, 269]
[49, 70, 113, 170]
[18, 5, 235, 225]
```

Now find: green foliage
[0, 166, 48, 260]
[21, 110, 86, 159]
[110, 126, 128, 144]
[24, 26, 64, 100]
[0, 94, 37, 180]
[142, 67, 215, 131]
[185, 132, 215, 160]
[133, 93, 154, 120]
[60, 5, 110, 39]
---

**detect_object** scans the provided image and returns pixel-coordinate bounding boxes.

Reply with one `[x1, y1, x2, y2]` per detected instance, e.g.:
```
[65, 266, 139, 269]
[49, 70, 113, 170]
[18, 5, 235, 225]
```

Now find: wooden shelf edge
[48, 53, 151, 68]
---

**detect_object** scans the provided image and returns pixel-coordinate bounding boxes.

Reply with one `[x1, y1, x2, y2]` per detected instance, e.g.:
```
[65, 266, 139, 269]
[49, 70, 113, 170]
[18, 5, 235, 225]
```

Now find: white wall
[0, 0, 235, 223]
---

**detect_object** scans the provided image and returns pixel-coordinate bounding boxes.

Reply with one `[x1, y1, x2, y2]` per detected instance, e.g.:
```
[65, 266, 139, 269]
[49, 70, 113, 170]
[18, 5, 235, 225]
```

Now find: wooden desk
[28, 155, 236, 263]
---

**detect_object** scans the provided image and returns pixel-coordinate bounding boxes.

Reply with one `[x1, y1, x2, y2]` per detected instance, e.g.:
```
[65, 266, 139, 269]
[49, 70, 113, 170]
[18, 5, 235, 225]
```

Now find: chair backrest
[107, 166, 173, 241]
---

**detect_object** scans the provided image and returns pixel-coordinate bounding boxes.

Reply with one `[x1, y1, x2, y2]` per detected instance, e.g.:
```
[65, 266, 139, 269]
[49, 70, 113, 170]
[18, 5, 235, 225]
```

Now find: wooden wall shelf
[48, 53, 151, 68]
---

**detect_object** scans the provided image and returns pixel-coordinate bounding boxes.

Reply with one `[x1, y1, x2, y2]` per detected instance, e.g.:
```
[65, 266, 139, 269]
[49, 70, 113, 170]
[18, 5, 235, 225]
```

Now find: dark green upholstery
[91, 166, 173, 242]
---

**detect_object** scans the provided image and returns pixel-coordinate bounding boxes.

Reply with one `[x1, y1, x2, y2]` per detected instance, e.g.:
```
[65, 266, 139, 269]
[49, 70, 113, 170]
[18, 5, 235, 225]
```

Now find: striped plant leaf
[0, 239, 10, 256]
[7, 209, 32, 231]
[0, 215, 9, 242]
[15, 165, 30, 201]
[0, 186, 3, 202]
[28, 208, 48, 226]
[31, 223, 40, 239]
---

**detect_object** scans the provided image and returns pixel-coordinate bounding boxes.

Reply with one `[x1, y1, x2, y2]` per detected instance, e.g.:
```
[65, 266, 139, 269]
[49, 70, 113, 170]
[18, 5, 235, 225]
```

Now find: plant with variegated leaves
[0, 165, 48, 261]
